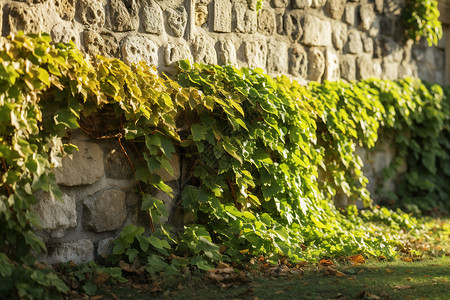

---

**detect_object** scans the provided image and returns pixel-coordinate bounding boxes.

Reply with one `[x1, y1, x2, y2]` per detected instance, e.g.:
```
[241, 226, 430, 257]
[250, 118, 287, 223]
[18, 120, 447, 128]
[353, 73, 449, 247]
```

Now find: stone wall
[1, 0, 447, 263]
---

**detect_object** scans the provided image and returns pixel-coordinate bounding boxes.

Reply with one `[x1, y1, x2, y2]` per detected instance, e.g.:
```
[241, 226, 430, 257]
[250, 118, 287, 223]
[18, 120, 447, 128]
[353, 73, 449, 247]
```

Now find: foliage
[402, 0, 443, 46]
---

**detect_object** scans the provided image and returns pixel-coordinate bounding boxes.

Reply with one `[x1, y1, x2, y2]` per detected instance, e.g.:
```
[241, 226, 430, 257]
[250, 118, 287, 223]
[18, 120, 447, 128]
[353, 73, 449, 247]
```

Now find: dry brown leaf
[319, 259, 334, 266]
[385, 268, 394, 273]
[394, 285, 411, 290]
[349, 255, 365, 265]
[402, 258, 413, 262]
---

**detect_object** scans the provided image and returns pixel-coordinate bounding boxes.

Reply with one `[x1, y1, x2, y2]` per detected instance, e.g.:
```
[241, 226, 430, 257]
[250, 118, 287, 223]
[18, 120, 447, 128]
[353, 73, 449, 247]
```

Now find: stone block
[214, 0, 232, 32]
[324, 49, 339, 81]
[32, 192, 76, 233]
[5, 2, 47, 34]
[292, 0, 311, 9]
[327, 0, 345, 20]
[76, 0, 105, 29]
[356, 55, 374, 80]
[105, 146, 135, 180]
[234, 2, 257, 33]
[340, 55, 356, 81]
[332, 22, 347, 50]
[272, 0, 288, 8]
[46, 239, 94, 264]
[54, 140, 104, 186]
[97, 237, 115, 257]
[382, 39, 403, 63]
[83, 30, 119, 58]
[217, 40, 237, 66]
[258, 8, 275, 35]
[284, 12, 303, 42]
[307, 48, 325, 81]
[359, 3, 375, 31]
[381, 59, 399, 80]
[311, 0, 326, 8]
[83, 189, 127, 232]
[244, 40, 267, 69]
[362, 36, 373, 53]
[344, 4, 356, 26]
[191, 34, 217, 64]
[384, 0, 403, 16]
[195, 2, 208, 26]
[347, 30, 363, 54]
[164, 43, 193, 66]
[302, 15, 331, 47]
[166, 7, 188, 37]
[289, 44, 308, 78]
[374, 0, 383, 14]
[142, 0, 164, 35]
[155, 154, 181, 182]
[121, 35, 158, 66]
[108, 0, 139, 32]
[267, 40, 288, 74]
[51, 23, 80, 47]
[53, 0, 75, 21]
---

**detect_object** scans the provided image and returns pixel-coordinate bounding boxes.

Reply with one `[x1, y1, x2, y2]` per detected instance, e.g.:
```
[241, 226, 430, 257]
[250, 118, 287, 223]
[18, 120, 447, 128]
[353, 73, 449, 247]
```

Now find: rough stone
[340, 55, 356, 81]
[105, 147, 134, 179]
[46, 239, 94, 264]
[302, 15, 331, 47]
[289, 44, 308, 78]
[381, 59, 399, 80]
[5, 2, 48, 34]
[166, 7, 188, 37]
[32, 192, 77, 232]
[76, 0, 105, 29]
[142, 0, 164, 35]
[214, 0, 232, 32]
[164, 43, 193, 66]
[217, 39, 237, 66]
[311, 0, 326, 8]
[292, 0, 311, 9]
[108, 0, 139, 32]
[384, 0, 403, 16]
[244, 40, 267, 69]
[97, 237, 115, 257]
[324, 49, 339, 81]
[276, 14, 284, 35]
[83, 30, 119, 58]
[235, 2, 257, 33]
[83, 189, 127, 232]
[382, 39, 403, 63]
[356, 55, 374, 80]
[191, 34, 217, 64]
[362, 36, 373, 53]
[347, 30, 363, 54]
[53, 0, 75, 21]
[332, 22, 347, 50]
[267, 40, 288, 74]
[344, 4, 356, 26]
[121, 35, 158, 66]
[272, 0, 288, 8]
[374, 0, 383, 14]
[327, 0, 345, 20]
[51, 23, 79, 46]
[284, 12, 303, 42]
[54, 140, 104, 186]
[195, 2, 208, 26]
[155, 154, 181, 181]
[258, 8, 275, 35]
[359, 4, 375, 31]
[307, 48, 325, 81]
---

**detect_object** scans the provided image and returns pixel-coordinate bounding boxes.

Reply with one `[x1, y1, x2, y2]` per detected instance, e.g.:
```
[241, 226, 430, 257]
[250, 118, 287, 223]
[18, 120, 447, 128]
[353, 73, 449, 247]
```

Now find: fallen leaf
[385, 268, 394, 273]
[349, 255, 365, 265]
[406, 270, 412, 273]
[274, 290, 283, 295]
[90, 296, 103, 300]
[394, 285, 411, 290]
[320, 259, 334, 266]
[402, 258, 413, 262]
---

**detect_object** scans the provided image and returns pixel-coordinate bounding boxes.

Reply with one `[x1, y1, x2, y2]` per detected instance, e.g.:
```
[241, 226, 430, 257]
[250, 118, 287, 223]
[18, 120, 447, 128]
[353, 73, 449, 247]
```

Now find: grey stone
[382, 39, 403, 63]
[235, 2, 257, 33]
[164, 43, 193, 66]
[108, 0, 139, 32]
[166, 7, 188, 37]
[121, 35, 158, 66]
[292, 0, 311, 9]
[51, 23, 80, 46]
[311, 0, 326, 8]
[5, 2, 47, 34]
[47, 239, 94, 264]
[340, 55, 356, 81]
[53, 0, 75, 21]
[195, 3, 208, 26]
[356, 55, 374, 80]
[83, 189, 127, 232]
[97, 237, 115, 257]
[284, 12, 303, 42]
[302, 15, 331, 47]
[191, 34, 217, 64]
[217, 40, 237, 66]
[379, 18, 393, 36]
[258, 8, 275, 35]
[142, 0, 164, 35]
[307, 48, 325, 81]
[267, 40, 288, 74]
[272, 0, 288, 8]
[347, 30, 363, 54]
[384, 0, 404, 16]
[244, 40, 267, 69]
[362, 36, 373, 53]
[54, 140, 104, 186]
[289, 44, 308, 78]
[332, 22, 347, 50]
[374, 0, 383, 14]
[155, 154, 181, 182]
[32, 192, 76, 232]
[381, 59, 399, 80]
[76, 0, 105, 29]
[105, 147, 134, 179]
[324, 49, 339, 81]
[359, 4, 375, 31]
[372, 59, 382, 78]
[83, 30, 119, 58]
[327, 0, 345, 20]
[214, 0, 232, 32]
[344, 4, 356, 26]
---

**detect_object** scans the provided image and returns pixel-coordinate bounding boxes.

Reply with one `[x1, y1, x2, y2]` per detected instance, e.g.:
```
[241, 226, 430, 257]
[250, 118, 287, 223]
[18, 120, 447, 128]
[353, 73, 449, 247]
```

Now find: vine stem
[227, 177, 240, 210]
[1, 157, 11, 196]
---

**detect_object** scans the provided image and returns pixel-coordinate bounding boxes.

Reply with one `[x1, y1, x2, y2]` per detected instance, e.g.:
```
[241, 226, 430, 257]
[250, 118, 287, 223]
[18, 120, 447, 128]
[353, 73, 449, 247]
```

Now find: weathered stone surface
[191, 34, 217, 64]
[258, 8, 275, 35]
[327, 0, 345, 20]
[356, 55, 374, 80]
[235, 2, 257, 33]
[217, 39, 237, 65]
[382, 39, 403, 63]
[214, 0, 232, 32]
[284, 12, 303, 42]
[142, 0, 164, 34]
[54, 140, 104, 186]
[47, 239, 94, 264]
[83, 30, 119, 58]
[121, 35, 158, 66]
[340, 55, 356, 81]
[195, 1, 208, 26]
[381, 59, 399, 80]
[244, 40, 267, 69]
[155, 154, 181, 181]
[332, 22, 347, 50]
[267, 40, 288, 74]
[5, 2, 48, 34]
[292, 0, 311, 9]
[76, 0, 105, 29]
[344, 4, 356, 26]
[105, 146, 134, 179]
[384, 0, 403, 16]
[362, 36, 373, 53]
[83, 189, 127, 232]
[164, 42, 193, 66]
[302, 15, 331, 47]
[166, 7, 187, 37]
[311, 0, 326, 8]
[53, 0, 75, 21]
[307, 48, 325, 81]
[289, 44, 308, 78]
[272, 0, 288, 8]
[97, 237, 115, 257]
[347, 30, 363, 54]
[359, 4, 375, 31]
[32, 192, 76, 232]
[108, 0, 139, 32]
[324, 49, 339, 81]
[51, 23, 79, 46]
[374, 0, 383, 14]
